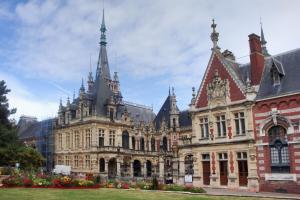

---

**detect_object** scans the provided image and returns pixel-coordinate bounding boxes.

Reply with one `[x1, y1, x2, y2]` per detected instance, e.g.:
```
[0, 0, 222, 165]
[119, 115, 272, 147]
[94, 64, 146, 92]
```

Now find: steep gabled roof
[154, 96, 171, 130]
[93, 74, 113, 116]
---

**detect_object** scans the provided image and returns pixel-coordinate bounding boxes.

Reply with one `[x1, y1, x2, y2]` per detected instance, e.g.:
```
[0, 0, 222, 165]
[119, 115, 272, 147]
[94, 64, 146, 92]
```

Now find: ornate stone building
[54, 11, 191, 181]
[53, 10, 300, 194]
[179, 20, 259, 191]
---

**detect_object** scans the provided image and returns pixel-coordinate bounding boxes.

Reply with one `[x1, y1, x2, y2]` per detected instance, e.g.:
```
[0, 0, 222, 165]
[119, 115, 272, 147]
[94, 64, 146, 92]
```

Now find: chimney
[248, 34, 265, 85]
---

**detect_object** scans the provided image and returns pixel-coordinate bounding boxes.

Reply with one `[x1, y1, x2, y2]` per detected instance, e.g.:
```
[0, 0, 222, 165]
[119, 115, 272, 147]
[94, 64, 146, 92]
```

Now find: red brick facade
[253, 94, 300, 194]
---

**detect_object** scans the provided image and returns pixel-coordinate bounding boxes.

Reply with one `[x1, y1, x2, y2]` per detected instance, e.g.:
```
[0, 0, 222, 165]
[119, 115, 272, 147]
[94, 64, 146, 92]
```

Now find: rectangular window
[85, 155, 90, 169]
[109, 130, 116, 146]
[200, 117, 209, 139]
[237, 152, 247, 160]
[202, 154, 210, 161]
[74, 156, 79, 168]
[216, 115, 226, 137]
[75, 131, 80, 148]
[234, 112, 246, 135]
[218, 153, 228, 160]
[66, 133, 70, 149]
[58, 133, 63, 149]
[99, 129, 105, 147]
[85, 129, 91, 149]
[65, 156, 70, 166]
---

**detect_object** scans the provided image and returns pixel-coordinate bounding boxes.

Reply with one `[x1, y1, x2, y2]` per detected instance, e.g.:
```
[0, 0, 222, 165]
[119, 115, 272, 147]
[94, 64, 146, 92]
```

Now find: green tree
[0, 80, 44, 171]
[0, 80, 18, 148]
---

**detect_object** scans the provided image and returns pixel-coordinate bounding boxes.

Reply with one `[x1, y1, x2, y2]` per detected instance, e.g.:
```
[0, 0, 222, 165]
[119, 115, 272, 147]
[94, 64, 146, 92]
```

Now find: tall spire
[210, 19, 220, 50]
[96, 8, 111, 80]
[260, 22, 270, 56]
[100, 9, 107, 46]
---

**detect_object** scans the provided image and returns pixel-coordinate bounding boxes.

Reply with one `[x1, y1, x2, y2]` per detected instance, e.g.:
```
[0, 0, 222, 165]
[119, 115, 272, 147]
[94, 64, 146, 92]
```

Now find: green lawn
[0, 188, 271, 200]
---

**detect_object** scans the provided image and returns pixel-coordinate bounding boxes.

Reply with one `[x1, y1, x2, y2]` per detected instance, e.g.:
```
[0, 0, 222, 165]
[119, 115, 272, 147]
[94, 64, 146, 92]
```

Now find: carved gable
[196, 53, 245, 108]
[207, 70, 230, 108]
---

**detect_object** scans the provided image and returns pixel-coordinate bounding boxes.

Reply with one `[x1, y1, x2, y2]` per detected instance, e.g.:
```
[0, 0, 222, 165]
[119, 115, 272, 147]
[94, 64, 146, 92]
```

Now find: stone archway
[133, 160, 141, 177]
[108, 158, 117, 178]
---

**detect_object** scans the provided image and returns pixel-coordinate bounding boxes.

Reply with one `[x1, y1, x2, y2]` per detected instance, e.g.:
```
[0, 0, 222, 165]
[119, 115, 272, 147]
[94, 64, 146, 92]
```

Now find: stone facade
[52, 11, 300, 194]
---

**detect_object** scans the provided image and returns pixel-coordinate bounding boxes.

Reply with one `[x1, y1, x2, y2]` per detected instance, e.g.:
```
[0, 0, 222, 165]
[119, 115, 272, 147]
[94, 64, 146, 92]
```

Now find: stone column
[117, 159, 121, 178]
[130, 161, 134, 178]
[159, 157, 164, 179]
[179, 160, 185, 185]
[144, 161, 147, 178]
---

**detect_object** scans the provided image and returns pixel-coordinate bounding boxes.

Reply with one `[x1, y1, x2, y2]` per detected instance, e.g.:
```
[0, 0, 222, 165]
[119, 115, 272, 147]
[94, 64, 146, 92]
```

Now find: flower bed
[1, 174, 205, 193]
[1, 173, 100, 189]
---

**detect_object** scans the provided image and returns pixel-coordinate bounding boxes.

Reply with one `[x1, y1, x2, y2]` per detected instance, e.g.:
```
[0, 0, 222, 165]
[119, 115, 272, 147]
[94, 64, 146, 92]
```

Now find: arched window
[151, 137, 156, 152]
[133, 160, 141, 177]
[269, 126, 290, 173]
[162, 136, 168, 152]
[132, 137, 135, 150]
[99, 158, 105, 172]
[140, 137, 145, 151]
[122, 131, 129, 149]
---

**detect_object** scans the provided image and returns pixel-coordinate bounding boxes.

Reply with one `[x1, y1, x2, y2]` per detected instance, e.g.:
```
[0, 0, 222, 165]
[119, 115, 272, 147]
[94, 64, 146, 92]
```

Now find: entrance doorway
[202, 161, 210, 185]
[219, 161, 228, 185]
[146, 160, 152, 177]
[133, 160, 141, 177]
[108, 158, 117, 178]
[237, 152, 248, 186]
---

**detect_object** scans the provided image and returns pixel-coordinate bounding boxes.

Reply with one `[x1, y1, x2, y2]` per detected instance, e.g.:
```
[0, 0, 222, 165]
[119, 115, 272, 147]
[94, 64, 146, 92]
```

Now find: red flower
[23, 177, 33, 187]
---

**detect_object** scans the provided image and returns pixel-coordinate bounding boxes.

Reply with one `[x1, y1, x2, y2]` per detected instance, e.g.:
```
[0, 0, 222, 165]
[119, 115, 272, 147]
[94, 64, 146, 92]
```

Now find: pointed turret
[80, 78, 85, 93]
[210, 19, 220, 50]
[88, 58, 94, 92]
[96, 9, 111, 80]
[260, 23, 270, 56]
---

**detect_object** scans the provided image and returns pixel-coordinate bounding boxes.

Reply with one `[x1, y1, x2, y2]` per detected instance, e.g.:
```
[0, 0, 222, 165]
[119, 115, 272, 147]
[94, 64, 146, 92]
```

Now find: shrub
[33, 178, 51, 187]
[165, 184, 185, 191]
[183, 185, 206, 193]
[2, 175, 22, 186]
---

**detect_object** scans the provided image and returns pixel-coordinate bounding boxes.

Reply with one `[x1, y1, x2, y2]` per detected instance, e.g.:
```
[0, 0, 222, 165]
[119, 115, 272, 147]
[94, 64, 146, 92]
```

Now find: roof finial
[100, 8, 107, 46]
[260, 19, 270, 56]
[172, 87, 175, 96]
[73, 89, 75, 101]
[211, 19, 220, 50]
[168, 86, 171, 96]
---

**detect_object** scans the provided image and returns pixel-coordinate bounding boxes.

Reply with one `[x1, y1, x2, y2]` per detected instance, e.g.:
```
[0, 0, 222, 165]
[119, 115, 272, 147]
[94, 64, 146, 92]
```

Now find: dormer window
[271, 67, 281, 86]
[270, 58, 285, 87]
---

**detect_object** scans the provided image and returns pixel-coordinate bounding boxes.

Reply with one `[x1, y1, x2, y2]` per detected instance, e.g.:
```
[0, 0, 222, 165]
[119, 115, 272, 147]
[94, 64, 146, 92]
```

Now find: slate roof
[154, 96, 171, 130]
[257, 48, 300, 100]
[124, 103, 155, 124]
[93, 74, 113, 116]
[179, 110, 192, 127]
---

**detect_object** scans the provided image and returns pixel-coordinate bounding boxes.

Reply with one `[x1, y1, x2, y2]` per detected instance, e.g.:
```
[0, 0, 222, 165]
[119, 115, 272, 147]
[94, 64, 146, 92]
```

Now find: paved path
[203, 188, 300, 199]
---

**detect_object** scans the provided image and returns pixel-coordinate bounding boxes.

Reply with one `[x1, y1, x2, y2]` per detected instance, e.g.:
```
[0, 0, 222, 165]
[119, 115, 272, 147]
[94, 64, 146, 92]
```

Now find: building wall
[254, 94, 300, 194]
[54, 116, 175, 179]
[177, 102, 259, 191]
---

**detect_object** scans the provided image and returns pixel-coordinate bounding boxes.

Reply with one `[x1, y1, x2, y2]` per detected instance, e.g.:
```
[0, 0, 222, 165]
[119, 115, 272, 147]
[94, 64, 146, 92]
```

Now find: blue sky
[1, 0, 300, 121]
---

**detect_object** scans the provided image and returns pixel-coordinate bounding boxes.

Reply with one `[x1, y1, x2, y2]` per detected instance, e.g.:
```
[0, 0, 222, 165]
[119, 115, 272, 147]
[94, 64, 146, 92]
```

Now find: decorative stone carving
[207, 70, 229, 108]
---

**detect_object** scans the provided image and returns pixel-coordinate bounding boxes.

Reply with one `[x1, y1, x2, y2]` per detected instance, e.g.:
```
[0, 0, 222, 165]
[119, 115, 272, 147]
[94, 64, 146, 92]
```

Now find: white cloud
[1, 0, 300, 116]
[0, 72, 58, 121]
